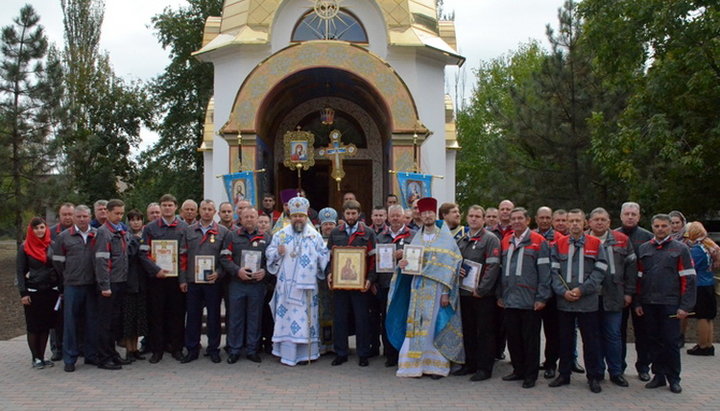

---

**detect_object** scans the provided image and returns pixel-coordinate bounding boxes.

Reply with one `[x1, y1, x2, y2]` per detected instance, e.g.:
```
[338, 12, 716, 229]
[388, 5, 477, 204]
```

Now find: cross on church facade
[317, 129, 356, 190]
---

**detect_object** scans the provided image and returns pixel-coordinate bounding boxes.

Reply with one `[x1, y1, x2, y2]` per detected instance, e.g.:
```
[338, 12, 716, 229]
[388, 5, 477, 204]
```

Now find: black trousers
[97, 282, 125, 364]
[333, 289, 371, 358]
[147, 277, 185, 355]
[494, 304, 506, 357]
[377, 287, 397, 361]
[369, 290, 382, 355]
[540, 296, 560, 368]
[643, 304, 682, 383]
[558, 310, 602, 380]
[504, 308, 541, 381]
[460, 295, 496, 374]
[622, 305, 651, 373]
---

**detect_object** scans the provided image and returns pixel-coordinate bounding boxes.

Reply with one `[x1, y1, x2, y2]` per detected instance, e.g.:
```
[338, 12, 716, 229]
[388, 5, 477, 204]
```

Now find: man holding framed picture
[454, 205, 501, 382]
[387, 197, 464, 379]
[326, 199, 377, 367]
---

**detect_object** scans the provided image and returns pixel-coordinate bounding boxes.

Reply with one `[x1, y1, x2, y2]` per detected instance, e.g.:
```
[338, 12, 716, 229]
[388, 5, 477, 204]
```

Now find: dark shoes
[687, 345, 715, 356]
[210, 352, 222, 363]
[384, 359, 397, 367]
[588, 379, 602, 393]
[543, 368, 556, 379]
[571, 361, 585, 374]
[502, 373, 523, 381]
[247, 354, 262, 363]
[470, 371, 491, 382]
[331, 356, 348, 366]
[452, 366, 476, 376]
[669, 382, 682, 394]
[113, 357, 132, 366]
[358, 357, 369, 367]
[638, 372, 651, 382]
[549, 376, 571, 387]
[610, 374, 629, 387]
[180, 354, 198, 364]
[51, 352, 62, 362]
[83, 358, 99, 366]
[522, 378, 536, 388]
[98, 361, 121, 370]
[429, 374, 443, 380]
[645, 376, 667, 389]
[130, 351, 146, 360]
[227, 354, 241, 364]
[172, 350, 184, 361]
[149, 353, 163, 364]
[64, 363, 75, 372]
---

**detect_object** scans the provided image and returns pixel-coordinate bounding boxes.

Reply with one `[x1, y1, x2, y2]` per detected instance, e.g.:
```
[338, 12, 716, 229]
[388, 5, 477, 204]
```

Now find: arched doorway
[256, 68, 390, 212]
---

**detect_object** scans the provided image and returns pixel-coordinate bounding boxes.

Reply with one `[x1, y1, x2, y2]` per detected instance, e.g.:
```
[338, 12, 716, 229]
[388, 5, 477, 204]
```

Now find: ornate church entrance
[259, 67, 390, 212]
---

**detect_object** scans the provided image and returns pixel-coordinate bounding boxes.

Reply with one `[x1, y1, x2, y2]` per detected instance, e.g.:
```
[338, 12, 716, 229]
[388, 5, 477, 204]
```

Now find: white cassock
[266, 223, 329, 366]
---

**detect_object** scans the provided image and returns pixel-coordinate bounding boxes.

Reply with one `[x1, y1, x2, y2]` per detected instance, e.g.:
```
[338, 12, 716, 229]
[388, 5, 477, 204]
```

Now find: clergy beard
[293, 221, 304, 233]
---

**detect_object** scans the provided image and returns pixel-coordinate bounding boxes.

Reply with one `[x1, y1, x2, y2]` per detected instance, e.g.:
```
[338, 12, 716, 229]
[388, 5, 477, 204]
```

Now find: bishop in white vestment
[266, 197, 329, 366]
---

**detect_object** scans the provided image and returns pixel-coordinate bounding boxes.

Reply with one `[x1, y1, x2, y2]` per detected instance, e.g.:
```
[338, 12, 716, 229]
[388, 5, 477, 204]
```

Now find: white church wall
[271, 0, 388, 57]
[205, 47, 271, 203]
[386, 49, 450, 203]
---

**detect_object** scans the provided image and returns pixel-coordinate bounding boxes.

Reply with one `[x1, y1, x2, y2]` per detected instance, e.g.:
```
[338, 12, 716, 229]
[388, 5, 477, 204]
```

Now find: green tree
[582, 0, 720, 218]
[52, 0, 153, 204]
[456, 42, 545, 209]
[131, 0, 222, 206]
[0, 5, 59, 244]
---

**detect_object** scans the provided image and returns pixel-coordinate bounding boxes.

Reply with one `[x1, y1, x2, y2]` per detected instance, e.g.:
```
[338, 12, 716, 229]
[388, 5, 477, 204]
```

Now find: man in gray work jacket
[497, 207, 551, 389]
[454, 205, 501, 382]
[549, 209, 608, 393]
[636, 214, 696, 394]
[588, 207, 637, 388]
[93, 199, 131, 370]
[179, 199, 229, 364]
[52, 205, 98, 372]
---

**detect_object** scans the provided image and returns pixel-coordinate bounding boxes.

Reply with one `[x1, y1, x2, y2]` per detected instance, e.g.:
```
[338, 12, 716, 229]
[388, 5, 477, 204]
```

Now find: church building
[194, 0, 463, 211]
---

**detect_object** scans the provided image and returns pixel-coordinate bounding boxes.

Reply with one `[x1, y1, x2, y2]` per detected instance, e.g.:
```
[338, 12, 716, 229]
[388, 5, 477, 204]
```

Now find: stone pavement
[0, 335, 718, 410]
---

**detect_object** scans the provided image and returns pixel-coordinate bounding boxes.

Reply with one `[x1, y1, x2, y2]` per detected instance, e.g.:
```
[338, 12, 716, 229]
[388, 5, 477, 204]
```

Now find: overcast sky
[2, 0, 564, 148]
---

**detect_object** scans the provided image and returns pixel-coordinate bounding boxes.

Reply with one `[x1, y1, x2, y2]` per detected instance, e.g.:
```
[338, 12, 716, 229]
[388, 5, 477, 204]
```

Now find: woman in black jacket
[16, 217, 60, 369]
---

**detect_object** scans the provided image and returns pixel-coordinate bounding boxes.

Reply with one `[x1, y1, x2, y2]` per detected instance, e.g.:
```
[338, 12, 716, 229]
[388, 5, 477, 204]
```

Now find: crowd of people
[16, 190, 718, 395]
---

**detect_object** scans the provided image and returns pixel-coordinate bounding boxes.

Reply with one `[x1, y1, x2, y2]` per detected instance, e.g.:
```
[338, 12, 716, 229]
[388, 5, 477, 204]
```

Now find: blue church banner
[222, 171, 257, 208]
[396, 172, 432, 208]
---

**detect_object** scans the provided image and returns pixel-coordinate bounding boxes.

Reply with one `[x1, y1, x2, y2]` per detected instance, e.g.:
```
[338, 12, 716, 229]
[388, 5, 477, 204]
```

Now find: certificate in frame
[401, 245, 425, 275]
[195, 255, 215, 283]
[331, 246, 366, 290]
[375, 243, 396, 273]
[152, 240, 178, 277]
[460, 259, 483, 292]
[241, 250, 262, 273]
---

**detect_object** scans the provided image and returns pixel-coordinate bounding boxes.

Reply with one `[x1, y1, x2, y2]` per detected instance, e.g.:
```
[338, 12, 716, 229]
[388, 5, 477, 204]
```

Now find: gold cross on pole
[317, 129, 357, 190]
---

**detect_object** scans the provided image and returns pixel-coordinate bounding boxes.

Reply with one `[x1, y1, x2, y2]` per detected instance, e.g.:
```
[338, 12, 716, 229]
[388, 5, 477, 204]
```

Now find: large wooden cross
[317, 129, 357, 190]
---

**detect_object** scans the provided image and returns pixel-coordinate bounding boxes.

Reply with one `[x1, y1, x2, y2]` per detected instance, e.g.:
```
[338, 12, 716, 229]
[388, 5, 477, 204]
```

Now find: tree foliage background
[457, 0, 720, 222]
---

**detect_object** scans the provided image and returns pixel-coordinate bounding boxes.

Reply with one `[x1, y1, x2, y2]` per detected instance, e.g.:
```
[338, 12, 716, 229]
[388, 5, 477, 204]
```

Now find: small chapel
[194, 0, 463, 211]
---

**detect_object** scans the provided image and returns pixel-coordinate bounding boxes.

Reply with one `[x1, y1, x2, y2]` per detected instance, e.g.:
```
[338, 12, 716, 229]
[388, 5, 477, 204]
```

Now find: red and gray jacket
[551, 234, 608, 312]
[179, 222, 229, 284]
[52, 226, 97, 287]
[498, 230, 552, 309]
[598, 230, 637, 312]
[375, 225, 415, 288]
[93, 222, 129, 291]
[220, 226, 271, 284]
[140, 217, 188, 278]
[457, 228, 501, 297]
[636, 238, 696, 312]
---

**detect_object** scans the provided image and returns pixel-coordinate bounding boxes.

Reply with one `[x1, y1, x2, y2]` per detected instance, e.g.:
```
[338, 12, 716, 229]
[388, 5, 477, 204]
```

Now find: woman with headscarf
[669, 210, 687, 242]
[16, 217, 60, 369]
[685, 221, 718, 356]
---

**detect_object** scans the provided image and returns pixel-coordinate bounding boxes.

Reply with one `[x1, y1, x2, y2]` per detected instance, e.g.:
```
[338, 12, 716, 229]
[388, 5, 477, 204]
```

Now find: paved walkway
[0, 335, 718, 410]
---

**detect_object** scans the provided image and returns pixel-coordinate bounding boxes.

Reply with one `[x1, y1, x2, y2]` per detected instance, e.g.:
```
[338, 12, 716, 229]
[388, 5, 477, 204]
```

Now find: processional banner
[222, 171, 257, 208]
[396, 172, 432, 208]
